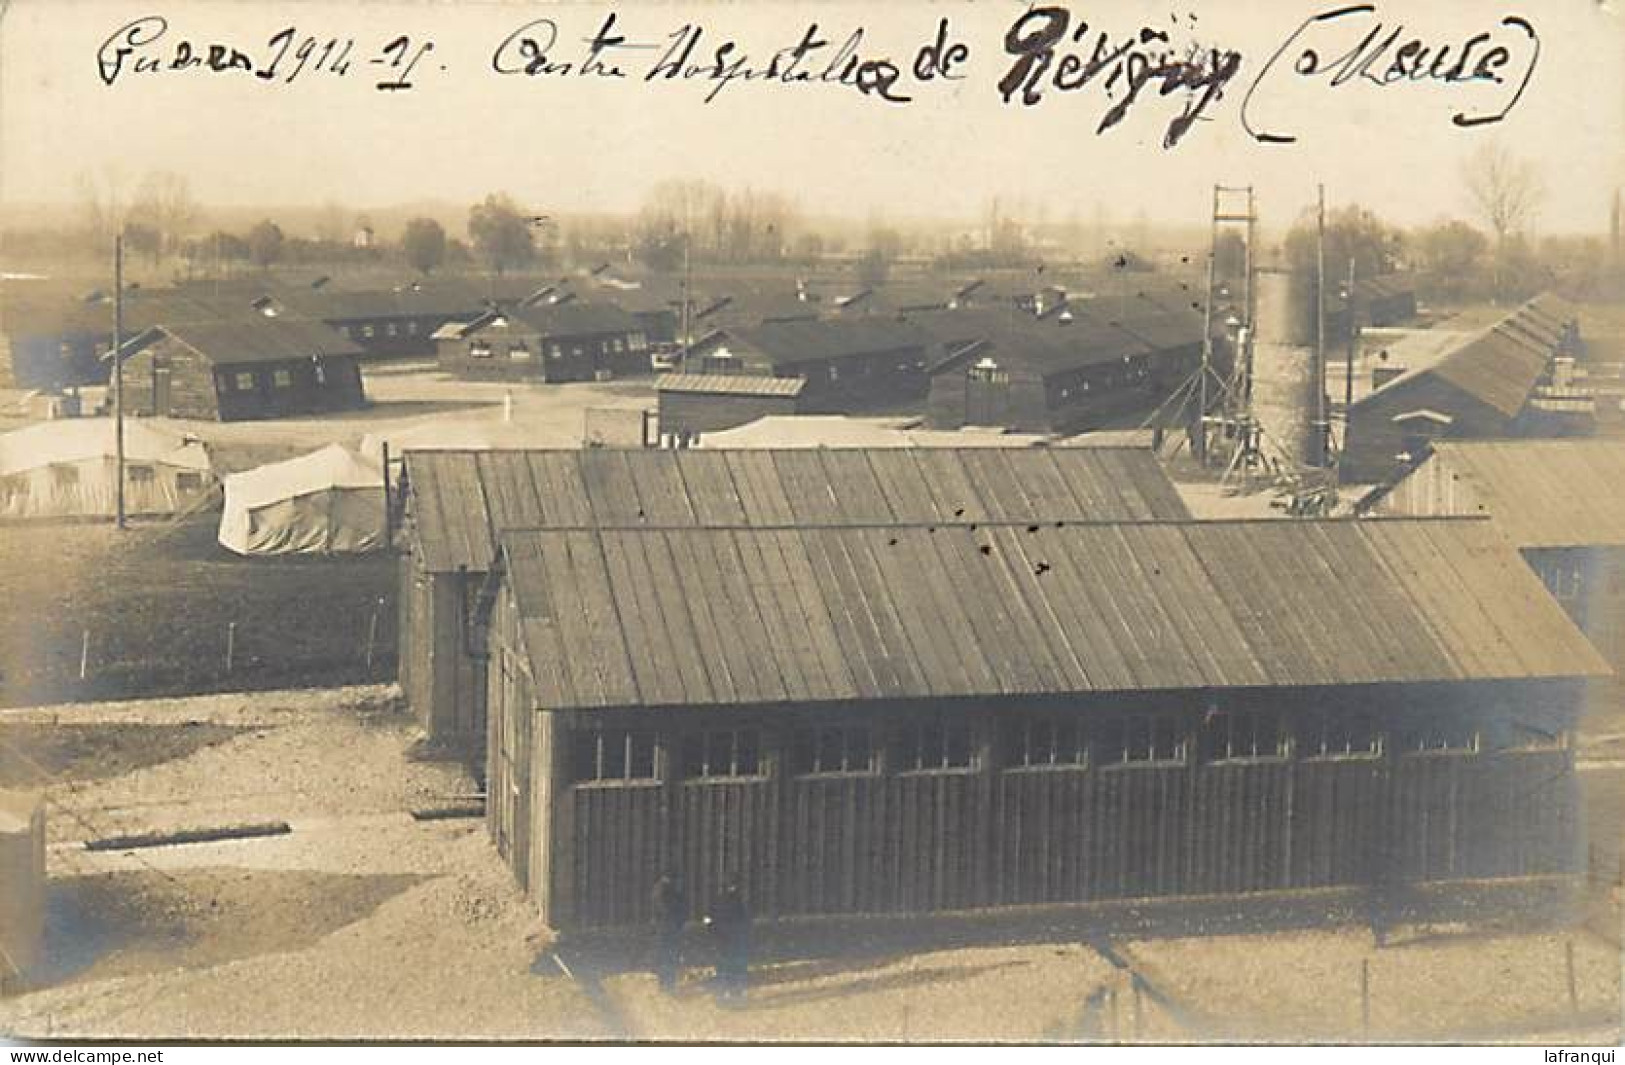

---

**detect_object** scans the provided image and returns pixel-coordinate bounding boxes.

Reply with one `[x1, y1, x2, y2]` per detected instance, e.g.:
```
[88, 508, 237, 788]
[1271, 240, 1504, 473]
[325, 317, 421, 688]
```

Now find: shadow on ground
[34, 868, 426, 989]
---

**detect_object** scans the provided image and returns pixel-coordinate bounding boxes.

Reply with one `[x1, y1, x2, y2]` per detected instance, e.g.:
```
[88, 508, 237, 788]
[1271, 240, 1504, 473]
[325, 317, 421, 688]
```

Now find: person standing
[706, 879, 751, 1003]
[650, 872, 687, 992]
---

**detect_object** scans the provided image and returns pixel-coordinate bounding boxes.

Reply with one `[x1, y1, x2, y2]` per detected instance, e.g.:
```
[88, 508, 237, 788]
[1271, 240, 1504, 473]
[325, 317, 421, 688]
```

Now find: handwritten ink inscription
[1241, 4, 1541, 143]
[96, 16, 438, 91]
[93, 6, 1542, 144]
[490, 13, 967, 104]
[994, 7, 1243, 148]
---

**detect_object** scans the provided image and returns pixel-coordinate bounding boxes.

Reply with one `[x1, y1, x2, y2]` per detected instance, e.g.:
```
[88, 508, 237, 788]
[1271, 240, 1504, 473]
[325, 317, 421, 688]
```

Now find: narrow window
[1201, 707, 1290, 763]
[683, 729, 765, 780]
[792, 725, 877, 776]
[1096, 713, 1187, 767]
[897, 719, 976, 773]
[1001, 716, 1088, 770]
[572, 729, 659, 784]
[1303, 710, 1384, 760]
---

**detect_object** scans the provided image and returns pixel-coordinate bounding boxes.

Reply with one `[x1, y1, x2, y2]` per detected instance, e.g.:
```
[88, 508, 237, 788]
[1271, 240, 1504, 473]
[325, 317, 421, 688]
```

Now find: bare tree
[1463, 143, 1544, 245]
[74, 166, 127, 249]
[314, 201, 350, 245]
[129, 171, 199, 258]
[1463, 143, 1543, 298]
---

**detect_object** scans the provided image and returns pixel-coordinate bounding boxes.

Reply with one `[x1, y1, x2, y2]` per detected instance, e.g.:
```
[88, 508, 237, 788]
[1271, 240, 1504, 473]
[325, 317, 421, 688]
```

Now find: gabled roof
[1354, 297, 1566, 420]
[157, 314, 363, 365]
[1391, 409, 1454, 426]
[910, 308, 1159, 379]
[504, 301, 642, 338]
[405, 446, 1190, 573]
[1427, 439, 1625, 548]
[500, 518, 1608, 711]
[708, 318, 935, 366]
[0, 418, 210, 478]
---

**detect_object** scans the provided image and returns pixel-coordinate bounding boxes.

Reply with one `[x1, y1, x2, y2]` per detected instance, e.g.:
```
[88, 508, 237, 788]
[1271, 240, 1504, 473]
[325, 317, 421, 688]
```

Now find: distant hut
[1342, 296, 1579, 483]
[0, 789, 45, 993]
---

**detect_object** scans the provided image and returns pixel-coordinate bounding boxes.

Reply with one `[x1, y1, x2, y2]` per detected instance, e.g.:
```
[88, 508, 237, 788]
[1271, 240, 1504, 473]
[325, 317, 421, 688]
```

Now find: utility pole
[114, 233, 126, 531]
[1344, 258, 1358, 415]
[679, 231, 693, 373]
[1311, 185, 1329, 468]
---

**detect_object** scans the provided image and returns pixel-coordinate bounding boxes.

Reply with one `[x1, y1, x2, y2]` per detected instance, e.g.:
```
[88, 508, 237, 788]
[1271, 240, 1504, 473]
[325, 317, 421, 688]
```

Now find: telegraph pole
[114, 233, 126, 531]
[1344, 258, 1357, 414]
[1311, 185, 1329, 468]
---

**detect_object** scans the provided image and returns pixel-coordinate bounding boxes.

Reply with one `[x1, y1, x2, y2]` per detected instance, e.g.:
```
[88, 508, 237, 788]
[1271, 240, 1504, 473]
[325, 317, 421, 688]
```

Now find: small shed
[0, 418, 213, 521]
[0, 789, 45, 992]
[684, 319, 939, 411]
[218, 444, 384, 556]
[655, 373, 806, 441]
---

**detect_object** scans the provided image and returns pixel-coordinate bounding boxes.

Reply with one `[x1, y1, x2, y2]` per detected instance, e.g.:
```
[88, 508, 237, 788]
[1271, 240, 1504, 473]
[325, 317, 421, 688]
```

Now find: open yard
[0, 516, 396, 708]
[0, 686, 1618, 1043]
[0, 363, 663, 709]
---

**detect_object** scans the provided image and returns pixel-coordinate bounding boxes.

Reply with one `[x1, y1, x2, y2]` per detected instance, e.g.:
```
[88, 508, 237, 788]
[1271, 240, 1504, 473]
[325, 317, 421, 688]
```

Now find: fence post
[365, 596, 383, 672]
[1360, 957, 1371, 1035]
[225, 621, 236, 674]
[1132, 974, 1144, 1039]
[1566, 940, 1579, 1014]
[79, 629, 90, 681]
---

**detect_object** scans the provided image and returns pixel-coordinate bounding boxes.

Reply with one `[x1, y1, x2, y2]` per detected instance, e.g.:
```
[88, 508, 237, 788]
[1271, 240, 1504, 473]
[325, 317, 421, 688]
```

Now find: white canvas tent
[218, 444, 384, 556]
[0, 418, 213, 521]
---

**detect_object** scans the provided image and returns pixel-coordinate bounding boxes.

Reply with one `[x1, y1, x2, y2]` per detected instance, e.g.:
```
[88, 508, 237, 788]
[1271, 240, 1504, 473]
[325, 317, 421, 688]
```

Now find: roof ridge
[495, 514, 1496, 536]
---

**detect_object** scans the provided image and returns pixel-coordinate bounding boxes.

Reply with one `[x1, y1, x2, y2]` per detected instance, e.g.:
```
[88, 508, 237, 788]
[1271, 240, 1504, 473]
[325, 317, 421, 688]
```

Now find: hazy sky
[1, 0, 1621, 233]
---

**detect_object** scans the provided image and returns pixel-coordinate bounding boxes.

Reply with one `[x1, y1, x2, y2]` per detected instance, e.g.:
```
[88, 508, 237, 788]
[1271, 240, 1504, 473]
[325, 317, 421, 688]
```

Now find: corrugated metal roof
[500, 518, 1609, 710]
[405, 446, 1190, 573]
[656, 373, 805, 397]
[1429, 439, 1625, 548]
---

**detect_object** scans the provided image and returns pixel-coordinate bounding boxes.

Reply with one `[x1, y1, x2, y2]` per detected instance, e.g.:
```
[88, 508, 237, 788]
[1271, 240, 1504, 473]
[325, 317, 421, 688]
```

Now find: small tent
[0, 789, 45, 992]
[218, 444, 384, 556]
[0, 418, 213, 521]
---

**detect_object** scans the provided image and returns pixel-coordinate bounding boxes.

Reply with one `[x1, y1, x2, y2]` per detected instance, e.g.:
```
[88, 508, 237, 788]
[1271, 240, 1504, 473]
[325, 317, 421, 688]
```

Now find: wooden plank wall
[539, 690, 1584, 930]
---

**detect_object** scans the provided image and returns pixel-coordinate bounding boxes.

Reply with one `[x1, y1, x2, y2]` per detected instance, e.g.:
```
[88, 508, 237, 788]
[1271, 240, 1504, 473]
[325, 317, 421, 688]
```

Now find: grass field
[0, 516, 396, 708]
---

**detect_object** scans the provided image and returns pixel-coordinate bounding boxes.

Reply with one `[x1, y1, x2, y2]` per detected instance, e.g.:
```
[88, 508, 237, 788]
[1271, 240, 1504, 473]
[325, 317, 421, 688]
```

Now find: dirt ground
[0, 685, 1619, 1044]
[0, 517, 397, 708]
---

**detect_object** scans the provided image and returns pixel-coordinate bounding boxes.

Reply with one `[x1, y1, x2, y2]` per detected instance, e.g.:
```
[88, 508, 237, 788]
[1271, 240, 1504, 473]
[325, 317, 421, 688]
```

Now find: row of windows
[469, 334, 649, 360]
[226, 369, 299, 392]
[338, 320, 421, 340]
[21, 467, 204, 492]
[568, 712, 1546, 785]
